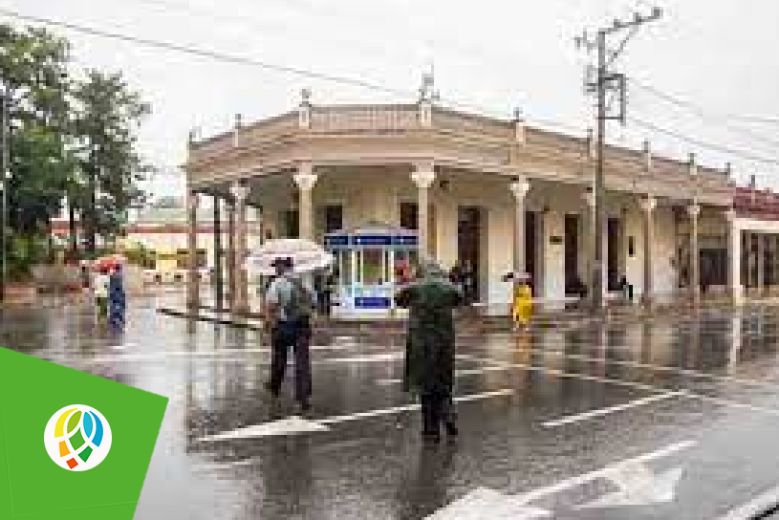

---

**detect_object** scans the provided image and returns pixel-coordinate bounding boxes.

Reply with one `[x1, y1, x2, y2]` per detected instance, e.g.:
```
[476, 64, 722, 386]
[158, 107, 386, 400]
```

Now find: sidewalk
[154, 289, 760, 338]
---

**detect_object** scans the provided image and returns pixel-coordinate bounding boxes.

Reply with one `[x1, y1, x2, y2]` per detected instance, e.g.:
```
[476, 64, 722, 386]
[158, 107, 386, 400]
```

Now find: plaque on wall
[549, 235, 563, 245]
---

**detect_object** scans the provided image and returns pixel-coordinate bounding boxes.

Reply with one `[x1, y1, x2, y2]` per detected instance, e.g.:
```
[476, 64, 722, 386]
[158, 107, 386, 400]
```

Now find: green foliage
[0, 23, 150, 276]
[71, 70, 151, 251]
[7, 234, 47, 281]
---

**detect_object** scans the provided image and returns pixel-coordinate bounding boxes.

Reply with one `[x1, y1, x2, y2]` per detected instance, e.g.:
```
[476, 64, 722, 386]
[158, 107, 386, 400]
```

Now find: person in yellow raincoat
[511, 273, 533, 331]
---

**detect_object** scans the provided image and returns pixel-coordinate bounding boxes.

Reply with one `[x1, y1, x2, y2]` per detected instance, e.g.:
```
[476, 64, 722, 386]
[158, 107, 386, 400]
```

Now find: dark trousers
[420, 388, 454, 436]
[269, 320, 312, 403]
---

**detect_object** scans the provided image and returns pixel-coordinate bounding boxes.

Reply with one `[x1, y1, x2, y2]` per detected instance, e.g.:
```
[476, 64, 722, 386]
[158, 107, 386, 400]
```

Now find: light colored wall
[434, 194, 458, 270]
[484, 205, 514, 307]
[542, 209, 565, 304]
[624, 207, 644, 296]
[653, 207, 677, 297]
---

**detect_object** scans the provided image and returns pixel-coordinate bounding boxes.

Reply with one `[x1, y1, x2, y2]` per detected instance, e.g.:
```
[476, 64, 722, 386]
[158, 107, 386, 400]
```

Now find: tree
[0, 24, 71, 275]
[71, 70, 150, 255]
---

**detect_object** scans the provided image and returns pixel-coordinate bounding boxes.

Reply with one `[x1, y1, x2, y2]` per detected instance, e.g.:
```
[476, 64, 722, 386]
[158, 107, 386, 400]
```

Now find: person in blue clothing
[108, 264, 127, 330]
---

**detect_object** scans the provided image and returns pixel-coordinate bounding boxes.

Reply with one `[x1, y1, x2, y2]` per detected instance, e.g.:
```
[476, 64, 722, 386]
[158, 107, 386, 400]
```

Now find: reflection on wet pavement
[4, 295, 779, 518]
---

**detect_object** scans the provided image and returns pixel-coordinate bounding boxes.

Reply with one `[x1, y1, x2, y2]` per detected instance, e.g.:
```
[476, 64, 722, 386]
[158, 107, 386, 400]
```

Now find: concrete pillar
[726, 209, 742, 304]
[411, 163, 436, 260]
[230, 181, 250, 314]
[226, 200, 236, 310]
[688, 201, 701, 304]
[640, 195, 656, 306]
[186, 190, 199, 310]
[213, 194, 224, 311]
[509, 176, 531, 274]
[293, 162, 318, 240]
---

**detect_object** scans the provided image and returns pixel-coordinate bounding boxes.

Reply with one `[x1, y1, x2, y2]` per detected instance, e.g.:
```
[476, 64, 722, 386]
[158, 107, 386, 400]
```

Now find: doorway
[458, 207, 481, 302]
[607, 217, 621, 291]
[565, 214, 580, 295]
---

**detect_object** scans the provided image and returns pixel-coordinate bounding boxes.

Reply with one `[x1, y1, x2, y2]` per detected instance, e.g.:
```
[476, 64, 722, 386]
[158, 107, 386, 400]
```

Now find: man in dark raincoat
[395, 261, 463, 443]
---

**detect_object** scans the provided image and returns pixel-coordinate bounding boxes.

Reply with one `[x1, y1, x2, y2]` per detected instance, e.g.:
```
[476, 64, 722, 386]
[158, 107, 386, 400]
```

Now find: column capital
[687, 201, 700, 217]
[639, 195, 656, 213]
[509, 176, 531, 199]
[725, 207, 737, 222]
[411, 167, 436, 189]
[293, 172, 318, 191]
[230, 181, 250, 202]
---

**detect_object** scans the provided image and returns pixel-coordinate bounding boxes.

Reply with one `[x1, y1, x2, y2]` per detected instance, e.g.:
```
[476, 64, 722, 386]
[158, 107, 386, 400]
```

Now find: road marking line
[87, 349, 404, 364]
[467, 344, 779, 391]
[450, 354, 779, 419]
[541, 392, 685, 428]
[199, 389, 514, 442]
[716, 483, 779, 520]
[320, 389, 514, 425]
[513, 440, 696, 504]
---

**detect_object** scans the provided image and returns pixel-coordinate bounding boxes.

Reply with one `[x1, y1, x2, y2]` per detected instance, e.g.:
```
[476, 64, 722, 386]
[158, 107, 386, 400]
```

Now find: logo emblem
[44, 405, 113, 471]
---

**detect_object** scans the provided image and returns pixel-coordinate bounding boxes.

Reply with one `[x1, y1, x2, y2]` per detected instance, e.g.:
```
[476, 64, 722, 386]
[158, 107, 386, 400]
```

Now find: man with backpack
[264, 256, 316, 412]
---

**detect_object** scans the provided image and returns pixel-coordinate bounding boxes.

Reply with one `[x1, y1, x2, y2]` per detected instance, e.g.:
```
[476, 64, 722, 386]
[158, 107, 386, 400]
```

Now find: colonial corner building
[184, 89, 766, 317]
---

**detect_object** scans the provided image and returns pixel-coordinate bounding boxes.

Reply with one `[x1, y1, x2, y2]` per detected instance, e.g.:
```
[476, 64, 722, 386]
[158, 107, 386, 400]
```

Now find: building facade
[184, 91, 736, 314]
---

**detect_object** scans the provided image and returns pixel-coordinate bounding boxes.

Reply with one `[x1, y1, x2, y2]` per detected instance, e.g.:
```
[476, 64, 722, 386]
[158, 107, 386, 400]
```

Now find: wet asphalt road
[4, 294, 779, 519]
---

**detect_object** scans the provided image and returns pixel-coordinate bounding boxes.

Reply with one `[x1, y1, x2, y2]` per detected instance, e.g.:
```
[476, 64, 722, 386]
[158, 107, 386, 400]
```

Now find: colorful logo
[43, 405, 113, 472]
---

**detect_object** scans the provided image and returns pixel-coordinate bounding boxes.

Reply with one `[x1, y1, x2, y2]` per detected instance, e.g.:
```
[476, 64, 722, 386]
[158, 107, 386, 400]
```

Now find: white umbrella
[246, 238, 334, 276]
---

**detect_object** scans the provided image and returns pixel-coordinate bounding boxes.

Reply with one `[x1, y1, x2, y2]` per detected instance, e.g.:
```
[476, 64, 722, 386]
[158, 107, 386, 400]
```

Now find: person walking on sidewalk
[395, 260, 463, 443]
[264, 257, 316, 412]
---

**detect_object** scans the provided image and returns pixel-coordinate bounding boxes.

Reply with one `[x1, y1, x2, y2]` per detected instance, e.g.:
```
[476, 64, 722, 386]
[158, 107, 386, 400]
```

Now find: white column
[230, 181, 250, 314]
[640, 195, 656, 306]
[688, 201, 701, 304]
[726, 209, 742, 304]
[509, 176, 531, 274]
[186, 190, 200, 310]
[293, 162, 318, 241]
[411, 164, 436, 260]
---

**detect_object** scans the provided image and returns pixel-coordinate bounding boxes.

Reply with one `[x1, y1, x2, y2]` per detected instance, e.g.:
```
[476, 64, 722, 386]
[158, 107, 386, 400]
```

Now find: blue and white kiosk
[323, 223, 418, 317]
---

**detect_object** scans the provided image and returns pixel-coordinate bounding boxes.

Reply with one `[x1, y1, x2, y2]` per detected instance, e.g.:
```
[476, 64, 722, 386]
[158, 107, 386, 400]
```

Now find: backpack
[283, 276, 314, 323]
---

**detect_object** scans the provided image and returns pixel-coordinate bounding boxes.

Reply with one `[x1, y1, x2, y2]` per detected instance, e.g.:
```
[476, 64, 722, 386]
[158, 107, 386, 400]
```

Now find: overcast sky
[3, 0, 779, 197]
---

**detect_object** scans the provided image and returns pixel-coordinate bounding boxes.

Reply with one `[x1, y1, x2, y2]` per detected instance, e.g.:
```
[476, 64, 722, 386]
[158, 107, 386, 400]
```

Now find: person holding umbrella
[263, 256, 316, 412]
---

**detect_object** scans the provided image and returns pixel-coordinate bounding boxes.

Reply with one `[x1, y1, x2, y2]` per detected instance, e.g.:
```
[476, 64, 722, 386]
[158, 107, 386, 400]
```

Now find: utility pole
[576, 7, 662, 313]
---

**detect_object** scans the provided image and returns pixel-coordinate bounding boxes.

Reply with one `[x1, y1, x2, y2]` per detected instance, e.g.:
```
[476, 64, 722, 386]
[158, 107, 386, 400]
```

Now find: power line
[0, 6, 592, 137]
[0, 6, 412, 98]
[628, 77, 779, 130]
[629, 115, 779, 167]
